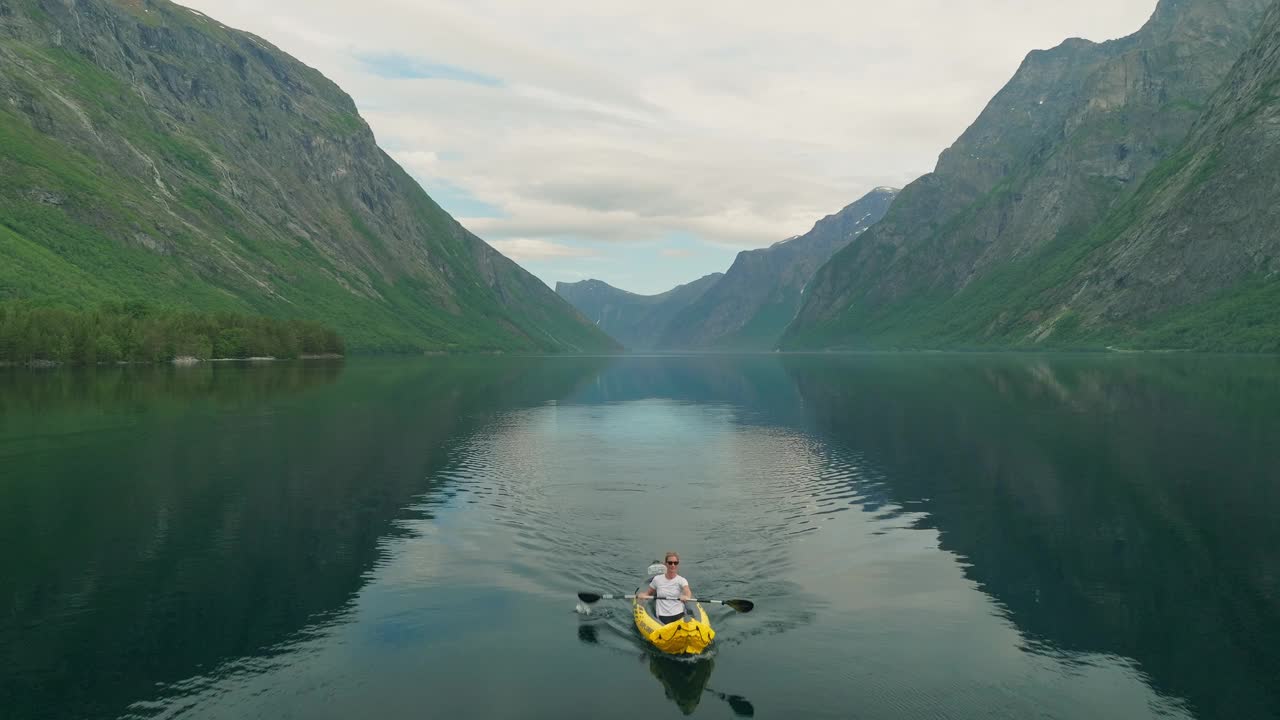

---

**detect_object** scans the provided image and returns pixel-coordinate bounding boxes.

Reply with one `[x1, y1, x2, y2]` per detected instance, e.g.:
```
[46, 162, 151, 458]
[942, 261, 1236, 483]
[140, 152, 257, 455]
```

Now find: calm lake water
[2, 354, 1279, 719]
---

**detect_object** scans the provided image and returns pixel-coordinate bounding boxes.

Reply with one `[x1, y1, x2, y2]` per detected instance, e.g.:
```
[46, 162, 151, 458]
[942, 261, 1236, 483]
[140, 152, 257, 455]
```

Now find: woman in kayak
[636, 551, 693, 625]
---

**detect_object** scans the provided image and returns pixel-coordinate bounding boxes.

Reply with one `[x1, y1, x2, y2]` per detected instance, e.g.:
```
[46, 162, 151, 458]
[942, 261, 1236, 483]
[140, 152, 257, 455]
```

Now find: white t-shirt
[649, 573, 689, 617]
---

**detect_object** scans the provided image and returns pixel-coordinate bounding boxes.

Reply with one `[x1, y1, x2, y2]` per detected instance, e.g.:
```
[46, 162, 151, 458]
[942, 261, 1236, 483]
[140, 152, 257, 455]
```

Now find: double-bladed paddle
[577, 591, 754, 613]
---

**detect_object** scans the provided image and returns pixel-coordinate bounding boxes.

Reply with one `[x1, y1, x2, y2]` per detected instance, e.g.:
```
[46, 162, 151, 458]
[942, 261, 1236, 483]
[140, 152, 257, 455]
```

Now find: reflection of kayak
[633, 593, 715, 655]
[648, 654, 714, 715]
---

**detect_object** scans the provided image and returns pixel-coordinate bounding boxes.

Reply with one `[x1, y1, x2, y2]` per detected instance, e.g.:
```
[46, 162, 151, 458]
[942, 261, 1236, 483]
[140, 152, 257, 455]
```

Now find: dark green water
[2, 355, 1279, 719]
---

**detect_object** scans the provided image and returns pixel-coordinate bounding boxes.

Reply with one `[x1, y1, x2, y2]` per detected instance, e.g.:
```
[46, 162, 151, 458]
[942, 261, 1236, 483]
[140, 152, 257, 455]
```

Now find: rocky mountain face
[555, 274, 722, 350]
[783, 0, 1274, 350]
[0, 0, 616, 352]
[1045, 0, 1280, 350]
[658, 187, 897, 350]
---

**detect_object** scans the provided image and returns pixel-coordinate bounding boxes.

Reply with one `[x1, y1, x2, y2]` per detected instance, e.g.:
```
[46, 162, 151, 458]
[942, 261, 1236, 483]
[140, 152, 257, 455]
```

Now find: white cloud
[391, 149, 442, 179]
[179, 0, 1159, 290]
[485, 238, 597, 261]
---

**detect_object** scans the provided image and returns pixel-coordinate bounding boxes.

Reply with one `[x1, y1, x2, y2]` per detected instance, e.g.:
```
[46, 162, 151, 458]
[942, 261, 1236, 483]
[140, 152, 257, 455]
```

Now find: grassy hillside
[0, 0, 615, 353]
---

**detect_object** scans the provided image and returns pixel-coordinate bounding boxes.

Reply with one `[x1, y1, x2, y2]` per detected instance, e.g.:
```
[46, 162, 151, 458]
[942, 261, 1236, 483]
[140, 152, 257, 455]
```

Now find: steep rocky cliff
[783, 0, 1272, 350]
[555, 274, 721, 351]
[659, 187, 897, 350]
[1048, 0, 1280, 350]
[0, 0, 616, 352]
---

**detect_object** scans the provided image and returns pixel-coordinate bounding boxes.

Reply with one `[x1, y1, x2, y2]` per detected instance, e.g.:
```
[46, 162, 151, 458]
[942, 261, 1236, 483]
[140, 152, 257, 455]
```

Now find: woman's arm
[636, 578, 657, 599]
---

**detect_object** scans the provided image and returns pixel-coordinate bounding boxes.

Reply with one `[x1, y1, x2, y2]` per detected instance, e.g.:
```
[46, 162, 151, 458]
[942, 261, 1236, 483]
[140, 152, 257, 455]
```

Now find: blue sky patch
[518, 232, 739, 296]
[358, 53, 503, 87]
[424, 179, 506, 219]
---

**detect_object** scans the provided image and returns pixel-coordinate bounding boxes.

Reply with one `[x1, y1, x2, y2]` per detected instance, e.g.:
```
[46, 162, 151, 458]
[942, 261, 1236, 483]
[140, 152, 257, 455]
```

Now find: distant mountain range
[658, 188, 897, 350]
[782, 0, 1279, 352]
[555, 273, 723, 351]
[557, 187, 897, 350]
[0, 0, 616, 353]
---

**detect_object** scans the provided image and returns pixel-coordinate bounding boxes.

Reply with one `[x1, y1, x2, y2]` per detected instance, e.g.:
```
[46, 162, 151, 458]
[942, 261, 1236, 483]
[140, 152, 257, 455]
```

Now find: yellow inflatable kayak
[633, 596, 715, 655]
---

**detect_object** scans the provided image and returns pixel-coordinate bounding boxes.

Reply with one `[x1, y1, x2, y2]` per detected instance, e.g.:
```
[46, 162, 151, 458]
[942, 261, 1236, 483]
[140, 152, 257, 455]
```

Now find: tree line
[0, 302, 344, 364]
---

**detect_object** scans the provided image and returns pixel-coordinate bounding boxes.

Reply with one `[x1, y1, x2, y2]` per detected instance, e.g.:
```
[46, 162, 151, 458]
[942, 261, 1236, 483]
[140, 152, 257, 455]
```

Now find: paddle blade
[577, 592, 603, 603]
[726, 694, 756, 717]
[725, 599, 754, 613]
[707, 689, 756, 717]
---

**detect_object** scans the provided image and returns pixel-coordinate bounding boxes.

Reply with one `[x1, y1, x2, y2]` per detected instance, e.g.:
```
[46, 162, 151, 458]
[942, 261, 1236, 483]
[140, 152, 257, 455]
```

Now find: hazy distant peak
[556, 273, 723, 350]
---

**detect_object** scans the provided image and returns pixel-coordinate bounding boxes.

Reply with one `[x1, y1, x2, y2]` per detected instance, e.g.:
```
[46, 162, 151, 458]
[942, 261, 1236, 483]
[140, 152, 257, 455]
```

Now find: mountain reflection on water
[3, 354, 1278, 719]
[0, 357, 608, 720]
[782, 354, 1280, 719]
[568, 353, 1280, 718]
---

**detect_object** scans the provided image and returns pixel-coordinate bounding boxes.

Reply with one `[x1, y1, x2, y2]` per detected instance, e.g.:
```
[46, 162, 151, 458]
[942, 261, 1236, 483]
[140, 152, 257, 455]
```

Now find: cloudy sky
[182, 0, 1156, 295]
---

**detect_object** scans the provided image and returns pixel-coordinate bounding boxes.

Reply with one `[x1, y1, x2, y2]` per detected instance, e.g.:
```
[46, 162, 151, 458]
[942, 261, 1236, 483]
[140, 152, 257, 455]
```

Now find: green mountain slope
[783, 0, 1271, 351]
[1045, 0, 1280, 351]
[0, 0, 616, 353]
[555, 274, 722, 351]
[658, 187, 897, 350]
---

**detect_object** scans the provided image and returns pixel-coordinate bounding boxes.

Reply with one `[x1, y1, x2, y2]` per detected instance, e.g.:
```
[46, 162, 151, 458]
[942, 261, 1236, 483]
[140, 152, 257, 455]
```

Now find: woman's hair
[664, 551, 680, 562]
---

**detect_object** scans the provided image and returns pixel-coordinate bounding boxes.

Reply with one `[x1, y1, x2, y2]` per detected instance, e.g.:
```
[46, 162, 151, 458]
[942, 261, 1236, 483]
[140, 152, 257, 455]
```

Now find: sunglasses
[665, 560, 679, 565]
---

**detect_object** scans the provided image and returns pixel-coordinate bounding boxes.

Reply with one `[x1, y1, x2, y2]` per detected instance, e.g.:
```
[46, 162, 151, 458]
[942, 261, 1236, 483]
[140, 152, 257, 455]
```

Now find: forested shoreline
[0, 303, 344, 365]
